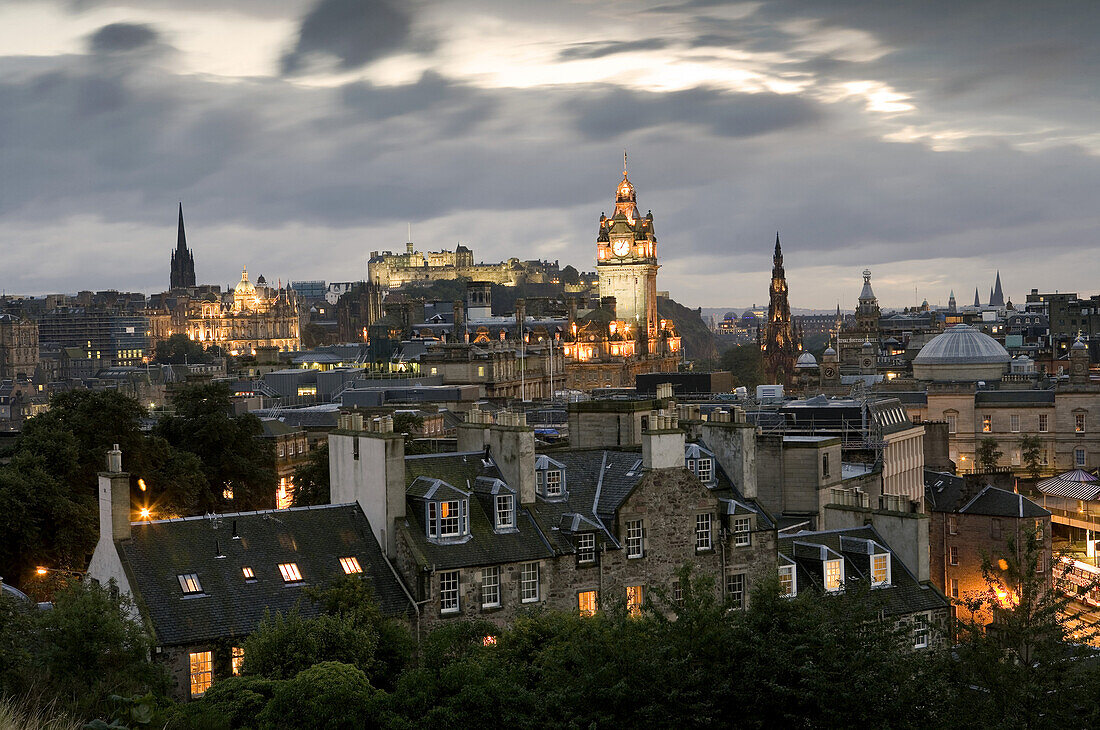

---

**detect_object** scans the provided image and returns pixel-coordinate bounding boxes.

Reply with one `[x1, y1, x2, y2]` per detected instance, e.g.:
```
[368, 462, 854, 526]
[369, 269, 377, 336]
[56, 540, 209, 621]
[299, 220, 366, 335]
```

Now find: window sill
[626, 554, 644, 560]
[440, 608, 460, 616]
[481, 604, 502, 612]
[696, 548, 714, 554]
[521, 598, 540, 605]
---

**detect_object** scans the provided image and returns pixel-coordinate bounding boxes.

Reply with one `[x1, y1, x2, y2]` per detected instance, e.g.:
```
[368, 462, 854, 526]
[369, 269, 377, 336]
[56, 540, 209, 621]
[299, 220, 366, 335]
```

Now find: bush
[242, 610, 378, 681]
[257, 662, 378, 729]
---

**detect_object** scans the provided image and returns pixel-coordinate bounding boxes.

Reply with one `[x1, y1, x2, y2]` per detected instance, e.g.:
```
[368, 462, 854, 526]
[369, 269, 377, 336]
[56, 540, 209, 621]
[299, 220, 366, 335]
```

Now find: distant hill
[659, 296, 718, 361]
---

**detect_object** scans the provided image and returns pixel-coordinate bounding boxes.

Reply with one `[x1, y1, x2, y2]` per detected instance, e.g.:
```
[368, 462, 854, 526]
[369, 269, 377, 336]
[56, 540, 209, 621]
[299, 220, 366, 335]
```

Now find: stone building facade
[0, 314, 38, 380]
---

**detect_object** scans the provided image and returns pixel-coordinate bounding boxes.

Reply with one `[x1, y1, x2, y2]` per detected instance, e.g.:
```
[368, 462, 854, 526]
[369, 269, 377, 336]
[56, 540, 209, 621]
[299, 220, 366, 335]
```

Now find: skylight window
[242, 566, 255, 581]
[340, 556, 362, 575]
[278, 562, 303, 583]
[178, 573, 203, 595]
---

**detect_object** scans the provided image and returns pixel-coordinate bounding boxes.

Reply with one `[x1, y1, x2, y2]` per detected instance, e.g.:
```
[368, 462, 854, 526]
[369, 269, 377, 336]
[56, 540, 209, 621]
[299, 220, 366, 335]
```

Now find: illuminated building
[183, 267, 300, 355]
[563, 160, 680, 389]
[760, 233, 800, 385]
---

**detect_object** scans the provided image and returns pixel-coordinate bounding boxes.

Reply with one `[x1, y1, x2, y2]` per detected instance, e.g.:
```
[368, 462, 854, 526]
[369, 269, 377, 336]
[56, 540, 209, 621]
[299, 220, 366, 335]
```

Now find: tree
[301, 322, 329, 349]
[36, 580, 167, 717]
[155, 383, 277, 511]
[154, 333, 210, 364]
[258, 662, 380, 730]
[393, 411, 432, 455]
[1020, 434, 1043, 479]
[241, 609, 379, 682]
[949, 526, 1100, 727]
[718, 344, 763, 389]
[291, 440, 330, 507]
[976, 437, 1004, 472]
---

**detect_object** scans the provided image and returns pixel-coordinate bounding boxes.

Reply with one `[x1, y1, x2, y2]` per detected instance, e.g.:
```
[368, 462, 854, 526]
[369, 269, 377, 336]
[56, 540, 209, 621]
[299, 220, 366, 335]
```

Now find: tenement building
[0, 313, 38, 379]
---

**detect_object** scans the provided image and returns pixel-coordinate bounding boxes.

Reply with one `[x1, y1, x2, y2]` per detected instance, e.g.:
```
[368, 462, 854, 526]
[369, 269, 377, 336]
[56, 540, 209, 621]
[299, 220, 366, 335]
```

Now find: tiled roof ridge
[134, 502, 349, 526]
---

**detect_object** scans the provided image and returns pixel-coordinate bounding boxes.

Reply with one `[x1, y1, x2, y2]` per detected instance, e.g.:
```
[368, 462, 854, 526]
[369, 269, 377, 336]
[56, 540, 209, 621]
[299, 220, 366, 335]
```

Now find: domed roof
[235, 266, 256, 296]
[795, 352, 818, 368]
[1073, 338, 1088, 351]
[913, 325, 1010, 365]
[823, 346, 837, 356]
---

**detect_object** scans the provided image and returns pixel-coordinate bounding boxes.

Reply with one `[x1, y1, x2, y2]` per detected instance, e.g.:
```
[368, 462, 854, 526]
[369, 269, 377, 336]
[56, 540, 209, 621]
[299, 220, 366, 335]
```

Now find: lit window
[778, 565, 796, 598]
[824, 559, 843, 592]
[727, 573, 746, 609]
[189, 651, 213, 697]
[480, 566, 501, 609]
[520, 562, 540, 603]
[696, 458, 712, 482]
[278, 562, 303, 583]
[949, 546, 959, 565]
[871, 553, 891, 586]
[440, 500, 462, 537]
[1077, 413, 1087, 433]
[913, 612, 930, 649]
[626, 585, 644, 617]
[477, 366, 486, 377]
[440, 570, 460, 614]
[178, 573, 203, 595]
[242, 566, 255, 581]
[982, 415, 992, 433]
[695, 514, 712, 551]
[482, 635, 497, 646]
[578, 590, 597, 617]
[495, 494, 515, 530]
[340, 556, 362, 574]
[231, 647, 244, 676]
[544, 470, 563, 496]
[576, 533, 596, 564]
[625, 520, 644, 558]
[733, 517, 751, 547]
[1039, 414, 1049, 433]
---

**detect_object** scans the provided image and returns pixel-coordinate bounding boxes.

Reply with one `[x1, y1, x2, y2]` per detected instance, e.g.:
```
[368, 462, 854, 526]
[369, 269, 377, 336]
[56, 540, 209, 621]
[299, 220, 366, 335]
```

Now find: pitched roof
[959, 486, 1049, 519]
[778, 525, 947, 616]
[119, 504, 411, 647]
[1036, 470, 1100, 501]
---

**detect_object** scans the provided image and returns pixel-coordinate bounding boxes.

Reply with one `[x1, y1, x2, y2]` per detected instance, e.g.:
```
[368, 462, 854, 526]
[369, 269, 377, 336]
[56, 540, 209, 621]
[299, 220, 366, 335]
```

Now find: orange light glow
[482, 635, 497, 646]
[138, 478, 147, 492]
[36, 566, 48, 575]
[997, 559, 1009, 571]
[139, 508, 151, 519]
[993, 583, 1019, 609]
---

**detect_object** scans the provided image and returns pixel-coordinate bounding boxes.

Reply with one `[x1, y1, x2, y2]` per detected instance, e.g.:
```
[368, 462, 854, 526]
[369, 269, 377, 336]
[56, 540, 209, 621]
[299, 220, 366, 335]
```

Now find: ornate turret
[762, 232, 798, 385]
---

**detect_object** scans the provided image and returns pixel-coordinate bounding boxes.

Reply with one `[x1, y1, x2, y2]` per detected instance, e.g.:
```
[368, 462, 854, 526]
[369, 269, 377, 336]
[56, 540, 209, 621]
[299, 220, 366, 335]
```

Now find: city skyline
[2, 1, 1099, 307]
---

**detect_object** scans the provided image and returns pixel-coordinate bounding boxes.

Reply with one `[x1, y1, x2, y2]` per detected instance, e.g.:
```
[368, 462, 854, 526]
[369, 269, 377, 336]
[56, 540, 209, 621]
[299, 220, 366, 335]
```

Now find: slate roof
[778, 525, 948, 616]
[119, 504, 412, 647]
[399, 452, 555, 570]
[959, 486, 1049, 519]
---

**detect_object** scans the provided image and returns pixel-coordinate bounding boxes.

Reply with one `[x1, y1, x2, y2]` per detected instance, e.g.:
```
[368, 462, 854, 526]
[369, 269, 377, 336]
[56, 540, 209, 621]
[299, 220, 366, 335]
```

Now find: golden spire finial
[623, 148, 628, 177]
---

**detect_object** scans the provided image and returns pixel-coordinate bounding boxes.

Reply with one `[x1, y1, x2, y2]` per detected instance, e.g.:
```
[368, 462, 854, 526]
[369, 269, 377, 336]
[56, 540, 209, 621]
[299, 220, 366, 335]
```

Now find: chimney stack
[642, 415, 686, 470]
[329, 415, 406, 558]
[489, 414, 535, 504]
[99, 444, 131, 543]
[701, 417, 758, 498]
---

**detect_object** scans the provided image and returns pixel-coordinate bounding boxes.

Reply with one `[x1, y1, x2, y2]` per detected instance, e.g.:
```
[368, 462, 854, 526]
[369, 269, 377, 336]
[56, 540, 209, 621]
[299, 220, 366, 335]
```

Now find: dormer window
[544, 470, 562, 496]
[427, 499, 469, 539]
[495, 494, 515, 530]
[824, 559, 844, 592]
[535, 456, 568, 499]
[871, 552, 891, 587]
[696, 458, 712, 482]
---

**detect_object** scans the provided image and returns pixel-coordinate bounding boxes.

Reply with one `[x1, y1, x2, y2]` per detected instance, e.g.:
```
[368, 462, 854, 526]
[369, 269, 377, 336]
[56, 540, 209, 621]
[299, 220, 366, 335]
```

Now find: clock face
[612, 240, 630, 257]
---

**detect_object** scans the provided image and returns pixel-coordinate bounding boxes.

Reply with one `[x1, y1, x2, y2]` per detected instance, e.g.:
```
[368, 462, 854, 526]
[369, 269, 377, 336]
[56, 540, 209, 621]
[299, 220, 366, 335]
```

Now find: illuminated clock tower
[596, 159, 659, 350]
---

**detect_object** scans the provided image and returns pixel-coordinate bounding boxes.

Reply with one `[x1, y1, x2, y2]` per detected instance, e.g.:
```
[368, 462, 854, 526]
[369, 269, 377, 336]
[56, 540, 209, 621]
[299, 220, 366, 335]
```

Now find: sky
[2, 0, 1099, 310]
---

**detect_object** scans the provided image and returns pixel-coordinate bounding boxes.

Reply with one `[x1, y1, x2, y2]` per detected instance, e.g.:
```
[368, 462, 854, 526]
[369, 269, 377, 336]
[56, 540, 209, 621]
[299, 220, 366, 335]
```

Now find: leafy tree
[139, 436, 211, 518]
[155, 384, 276, 511]
[290, 440, 329, 507]
[301, 322, 329, 350]
[950, 526, 1099, 727]
[0, 449, 96, 585]
[1020, 434, 1043, 479]
[36, 580, 167, 717]
[560, 265, 580, 285]
[242, 609, 379, 682]
[257, 662, 380, 730]
[19, 389, 147, 488]
[0, 592, 35, 697]
[167, 676, 278, 730]
[976, 437, 1004, 472]
[392, 411, 432, 455]
[154, 333, 210, 364]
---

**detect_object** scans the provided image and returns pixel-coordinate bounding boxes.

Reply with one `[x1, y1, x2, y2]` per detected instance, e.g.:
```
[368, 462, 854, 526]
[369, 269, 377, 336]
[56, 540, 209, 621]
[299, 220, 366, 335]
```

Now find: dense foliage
[0, 387, 277, 588]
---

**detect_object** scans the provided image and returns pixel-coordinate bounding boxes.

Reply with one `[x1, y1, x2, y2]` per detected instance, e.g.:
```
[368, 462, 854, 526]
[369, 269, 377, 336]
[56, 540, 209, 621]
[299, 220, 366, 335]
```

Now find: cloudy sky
[2, 0, 1099, 309]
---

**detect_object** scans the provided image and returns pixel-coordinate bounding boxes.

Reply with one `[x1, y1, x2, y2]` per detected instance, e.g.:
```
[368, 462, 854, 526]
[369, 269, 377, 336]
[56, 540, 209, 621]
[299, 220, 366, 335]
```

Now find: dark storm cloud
[281, 0, 414, 75]
[339, 71, 497, 133]
[570, 86, 823, 141]
[557, 39, 670, 61]
[87, 23, 159, 53]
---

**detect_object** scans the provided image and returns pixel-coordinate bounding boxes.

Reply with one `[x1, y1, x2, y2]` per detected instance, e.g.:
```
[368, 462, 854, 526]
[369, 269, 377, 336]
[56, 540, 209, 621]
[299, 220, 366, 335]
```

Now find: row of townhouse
[87, 407, 949, 699]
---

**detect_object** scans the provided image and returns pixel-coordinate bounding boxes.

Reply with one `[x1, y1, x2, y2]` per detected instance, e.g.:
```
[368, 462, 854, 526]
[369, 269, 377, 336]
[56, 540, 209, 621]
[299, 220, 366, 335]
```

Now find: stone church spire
[170, 203, 196, 290]
[763, 232, 798, 386]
